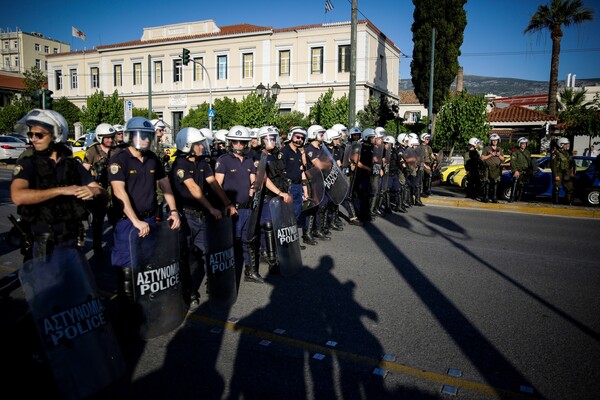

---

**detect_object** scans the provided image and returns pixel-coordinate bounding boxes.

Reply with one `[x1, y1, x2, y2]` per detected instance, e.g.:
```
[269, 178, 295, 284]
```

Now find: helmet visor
[262, 134, 281, 149]
[129, 130, 156, 151]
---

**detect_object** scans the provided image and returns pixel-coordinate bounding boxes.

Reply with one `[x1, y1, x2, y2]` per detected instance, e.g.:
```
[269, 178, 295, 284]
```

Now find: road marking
[190, 313, 533, 399]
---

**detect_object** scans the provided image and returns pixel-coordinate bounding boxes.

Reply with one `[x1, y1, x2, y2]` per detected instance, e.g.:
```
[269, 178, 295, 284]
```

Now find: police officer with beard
[108, 117, 181, 314]
[11, 109, 106, 261]
[83, 123, 115, 257]
[169, 127, 235, 309]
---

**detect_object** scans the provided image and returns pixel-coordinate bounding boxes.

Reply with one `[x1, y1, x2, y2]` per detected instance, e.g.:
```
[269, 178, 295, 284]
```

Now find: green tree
[236, 92, 276, 128]
[53, 97, 83, 138]
[132, 108, 158, 119]
[558, 88, 600, 143]
[22, 66, 47, 102]
[356, 96, 381, 129]
[0, 96, 31, 132]
[434, 90, 489, 156]
[80, 90, 125, 131]
[308, 89, 350, 128]
[273, 111, 309, 135]
[410, 0, 467, 116]
[524, 0, 594, 116]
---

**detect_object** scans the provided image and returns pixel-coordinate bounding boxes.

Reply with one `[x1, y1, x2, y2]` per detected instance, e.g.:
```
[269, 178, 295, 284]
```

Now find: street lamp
[256, 82, 281, 124]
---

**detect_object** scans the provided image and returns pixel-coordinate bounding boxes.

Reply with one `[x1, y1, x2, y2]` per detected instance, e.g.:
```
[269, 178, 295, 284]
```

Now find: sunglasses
[293, 136, 305, 140]
[27, 131, 50, 140]
[230, 140, 247, 145]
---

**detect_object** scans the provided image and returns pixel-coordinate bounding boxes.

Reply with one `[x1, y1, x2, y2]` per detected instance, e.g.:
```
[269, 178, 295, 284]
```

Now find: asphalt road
[1, 167, 599, 399]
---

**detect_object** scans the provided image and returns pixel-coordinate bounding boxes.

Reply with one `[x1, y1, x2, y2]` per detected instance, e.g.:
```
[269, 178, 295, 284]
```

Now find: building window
[91, 67, 99, 88]
[44, 61, 47, 70]
[70, 69, 78, 89]
[279, 50, 290, 76]
[173, 59, 182, 82]
[243, 53, 253, 79]
[44, 45, 49, 53]
[4, 41, 9, 49]
[15, 56, 19, 68]
[35, 59, 41, 69]
[53, 48, 58, 54]
[154, 61, 163, 84]
[35, 43, 40, 51]
[193, 57, 204, 81]
[311, 47, 323, 74]
[4, 57, 9, 67]
[13, 40, 18, 49]
[338, 45, 350, 73]
[114, 65, 122, 87]
[56, 70, 62, 90]
[217, 55, 227, 80]
[133, 63, 142, 85]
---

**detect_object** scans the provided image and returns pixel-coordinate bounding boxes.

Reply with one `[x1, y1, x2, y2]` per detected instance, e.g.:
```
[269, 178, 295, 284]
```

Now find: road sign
[124, 100, 133, 122]
[208, 108, 215, 118]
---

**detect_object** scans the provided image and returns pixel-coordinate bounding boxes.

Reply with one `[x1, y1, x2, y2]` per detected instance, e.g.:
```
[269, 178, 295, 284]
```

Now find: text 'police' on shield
[136, 262, 180, 296]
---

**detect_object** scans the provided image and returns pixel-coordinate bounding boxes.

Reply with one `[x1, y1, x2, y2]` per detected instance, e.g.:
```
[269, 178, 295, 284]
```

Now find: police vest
[18, 147, 89, 226]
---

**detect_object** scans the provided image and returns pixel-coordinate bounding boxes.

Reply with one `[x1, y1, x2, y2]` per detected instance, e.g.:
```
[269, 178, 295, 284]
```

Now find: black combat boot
[482, 183, 490, 203]
[346, 201, 363, 226]
[313, 208, 332, 240]
[332, 206, 344, 230]
[244, 264, 265, 283]
[414, 188, 425, 206]
[491, 182, 499, 203]
[402, 186, 412, 209]
[302, 215, 318, 245]
[368, 195, 379, 219]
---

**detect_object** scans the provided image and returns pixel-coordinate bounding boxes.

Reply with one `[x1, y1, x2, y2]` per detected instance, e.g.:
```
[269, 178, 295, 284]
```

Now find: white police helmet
[307, 125, 326, 141]
[324, 128, 341, 144]
[420, 133, 432, 141]
[408, 132, 419, 141]
[397, 133, 407, 144]
[517, 137, 529, 145]
[489, 133, 501, 142]
[226, 125, 252, 141]
[468, 137, 481, 147]
[15, 109, 69, 143]
[176, 127, 210, 154]
[383, 135, 396, 145]
[331, 123, 348, 136]
[258, 125, 280, 148]
[409, 137, 420, 147]
[95, 123, 116, 138]
[214, 129, 228, 144]
[374, 127, 386, 138]
[557, 137, 570, 146]
[349, 127, 362, 136]
[361, 128, 375, 142]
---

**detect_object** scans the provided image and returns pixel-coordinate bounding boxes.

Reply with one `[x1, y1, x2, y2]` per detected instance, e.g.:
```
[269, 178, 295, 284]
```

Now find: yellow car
[439, 164, 465, 184]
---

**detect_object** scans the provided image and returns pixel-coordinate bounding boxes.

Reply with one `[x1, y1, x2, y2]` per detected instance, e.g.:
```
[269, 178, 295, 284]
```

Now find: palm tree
[524, 0, 594, 117]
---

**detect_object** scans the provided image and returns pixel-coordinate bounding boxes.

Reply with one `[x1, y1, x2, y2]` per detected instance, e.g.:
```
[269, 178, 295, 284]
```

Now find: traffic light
[31, 90, 42, 108]
[182, 48, 190, 66]
[43, 89, 53, 110]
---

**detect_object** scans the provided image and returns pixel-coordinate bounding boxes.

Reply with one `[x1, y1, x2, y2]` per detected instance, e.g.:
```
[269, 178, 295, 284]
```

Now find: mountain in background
[399, 74, 600, 97]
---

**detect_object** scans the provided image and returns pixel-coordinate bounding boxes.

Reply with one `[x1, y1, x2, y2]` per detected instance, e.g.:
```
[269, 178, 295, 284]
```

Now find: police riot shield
[318, 145, 349, 205]
[246, 151, 268, 244]
[381, 146, 392, 191]
[269, 197, 302, 276]
[204, 214, 236, 312]
[341, 143, 353, 170]
[19, 248, 125, 400]
[130, 221, 187, 340]
[303, 166, 325, 211]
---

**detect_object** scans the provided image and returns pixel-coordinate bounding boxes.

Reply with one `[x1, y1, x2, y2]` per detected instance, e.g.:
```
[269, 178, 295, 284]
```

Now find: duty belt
[136, 208, 157, 219]
[183, 207, 205, 218]
[235, 201, 252, 209]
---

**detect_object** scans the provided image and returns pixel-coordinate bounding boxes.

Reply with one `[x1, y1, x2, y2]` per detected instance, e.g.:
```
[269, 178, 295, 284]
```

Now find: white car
[0, 135, 31, 161]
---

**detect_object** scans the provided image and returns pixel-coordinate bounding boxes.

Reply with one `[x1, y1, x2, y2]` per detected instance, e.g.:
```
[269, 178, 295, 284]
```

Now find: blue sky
[2, 0, 599, 82]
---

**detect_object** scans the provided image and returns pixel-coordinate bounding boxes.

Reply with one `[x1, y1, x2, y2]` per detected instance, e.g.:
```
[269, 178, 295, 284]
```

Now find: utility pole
[428, 27, 435, 136]
[148, 55, 152, 119]
[348, 0, 358, 128]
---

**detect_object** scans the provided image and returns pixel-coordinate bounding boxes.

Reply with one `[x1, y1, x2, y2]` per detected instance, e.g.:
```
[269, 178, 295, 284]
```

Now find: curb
[422, 196, 600, 219]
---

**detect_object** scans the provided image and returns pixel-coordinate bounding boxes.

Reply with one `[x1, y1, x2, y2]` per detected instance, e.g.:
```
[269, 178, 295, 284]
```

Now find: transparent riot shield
[246, 151, 268, 244]
[319, 145, 349, 205]
[204, 214, 236, 312]
[381, 146, 392, 191]
[269, 197, 302, 276]
[130, 221, 186, 340]
[19, 248, 125, 400]
[303, 166, 325, 211]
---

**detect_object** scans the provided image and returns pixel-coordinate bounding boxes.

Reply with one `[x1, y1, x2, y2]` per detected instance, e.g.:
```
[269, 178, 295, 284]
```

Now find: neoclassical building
[47, 19, 400, 132]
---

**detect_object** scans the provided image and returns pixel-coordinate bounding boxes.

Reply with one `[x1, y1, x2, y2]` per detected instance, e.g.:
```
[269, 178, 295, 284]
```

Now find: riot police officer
[83, 123, 115, 257]
[509, 137, 533, 203]
[304, 125, 331, 242]
[551, 137, 575, 205]
[420, 133, 434, 197]
[169, 127, 235, 308]
[481, 133, 505, 203]
[214, 126, 261, 283]
[108, 116, 181, 313]
[11, 109, 106, 261]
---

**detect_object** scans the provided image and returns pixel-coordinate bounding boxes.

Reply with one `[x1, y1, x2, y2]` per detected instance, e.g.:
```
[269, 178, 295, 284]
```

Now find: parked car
[71, 133, 97, 154]
[498, 155, 599, 206]
[5, 132, 31, 144]
[439, 164, 465, 185]
[451, 154, 545, 189]
[0, 135, 32, 161]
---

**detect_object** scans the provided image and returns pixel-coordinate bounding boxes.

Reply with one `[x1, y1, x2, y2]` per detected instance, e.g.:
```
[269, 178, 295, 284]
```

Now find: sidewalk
[421, 194, 600, 219]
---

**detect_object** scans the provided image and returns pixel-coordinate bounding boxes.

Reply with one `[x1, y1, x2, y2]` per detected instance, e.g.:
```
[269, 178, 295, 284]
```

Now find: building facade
[1, 28, 69, 74]
[46, 19, 400, 132]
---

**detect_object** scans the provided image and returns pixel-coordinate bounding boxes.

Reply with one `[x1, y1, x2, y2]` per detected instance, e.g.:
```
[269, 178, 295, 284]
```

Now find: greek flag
[325, 0, 334, 13]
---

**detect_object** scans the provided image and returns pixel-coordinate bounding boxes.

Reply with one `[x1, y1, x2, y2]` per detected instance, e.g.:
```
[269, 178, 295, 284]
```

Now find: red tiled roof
[487, 105, 556, 123]
[0, 73, 26, 90]
[398, 90, 420, 104]
[491, 94, 548, 107]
